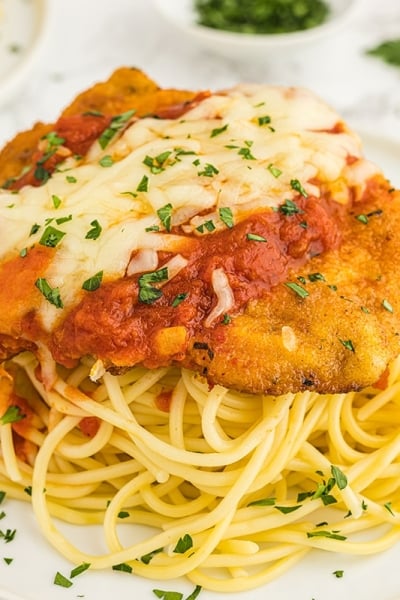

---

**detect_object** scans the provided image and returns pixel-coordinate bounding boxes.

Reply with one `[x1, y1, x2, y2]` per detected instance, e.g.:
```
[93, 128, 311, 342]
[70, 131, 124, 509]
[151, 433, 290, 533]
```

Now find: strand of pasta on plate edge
[1, 67, 400, 593]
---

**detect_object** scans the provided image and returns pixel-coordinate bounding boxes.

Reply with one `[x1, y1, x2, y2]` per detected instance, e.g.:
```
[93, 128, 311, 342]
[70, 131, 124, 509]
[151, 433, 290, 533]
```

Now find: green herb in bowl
[194, 0, 330, 34]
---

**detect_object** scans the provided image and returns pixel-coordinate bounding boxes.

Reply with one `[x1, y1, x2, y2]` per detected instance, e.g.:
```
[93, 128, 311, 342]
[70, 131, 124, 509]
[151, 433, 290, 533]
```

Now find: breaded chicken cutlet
[0, 67, 399, 395]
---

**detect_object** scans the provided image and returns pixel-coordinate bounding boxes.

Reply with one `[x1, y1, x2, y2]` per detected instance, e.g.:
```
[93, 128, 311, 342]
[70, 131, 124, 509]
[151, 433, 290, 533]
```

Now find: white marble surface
[0, 0, 400, 149]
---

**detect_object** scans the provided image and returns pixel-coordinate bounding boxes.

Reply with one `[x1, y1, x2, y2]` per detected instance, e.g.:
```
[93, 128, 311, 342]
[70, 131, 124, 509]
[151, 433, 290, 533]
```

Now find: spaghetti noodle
[1, 352, 400, 592]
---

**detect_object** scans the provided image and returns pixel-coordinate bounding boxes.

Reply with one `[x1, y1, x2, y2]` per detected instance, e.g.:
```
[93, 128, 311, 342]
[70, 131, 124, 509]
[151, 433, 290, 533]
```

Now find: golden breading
[0, 68, 399, 396]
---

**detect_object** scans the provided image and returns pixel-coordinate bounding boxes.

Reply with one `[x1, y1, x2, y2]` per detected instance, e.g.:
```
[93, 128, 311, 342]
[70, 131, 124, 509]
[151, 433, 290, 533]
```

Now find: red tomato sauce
[51, 194, 342, 369]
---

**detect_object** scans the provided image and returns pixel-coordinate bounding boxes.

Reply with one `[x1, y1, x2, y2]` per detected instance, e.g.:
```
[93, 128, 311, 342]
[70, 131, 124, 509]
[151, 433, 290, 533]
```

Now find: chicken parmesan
[0, 67, 399, 395]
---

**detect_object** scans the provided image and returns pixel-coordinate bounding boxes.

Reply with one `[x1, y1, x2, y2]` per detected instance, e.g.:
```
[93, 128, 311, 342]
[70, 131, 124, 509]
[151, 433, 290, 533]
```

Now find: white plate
[1, 134, 400, 600]
[0, 0, 49, 108]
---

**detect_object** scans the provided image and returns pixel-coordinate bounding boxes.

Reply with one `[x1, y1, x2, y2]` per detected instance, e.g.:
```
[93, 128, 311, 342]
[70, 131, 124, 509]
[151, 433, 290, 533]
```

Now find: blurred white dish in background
[153, 0, 360, 62]
[0, 0, 48, 108]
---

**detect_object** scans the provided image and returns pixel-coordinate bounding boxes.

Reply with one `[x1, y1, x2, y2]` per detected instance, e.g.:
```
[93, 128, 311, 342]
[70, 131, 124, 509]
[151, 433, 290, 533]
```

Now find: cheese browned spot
[0, 68, 399, 395]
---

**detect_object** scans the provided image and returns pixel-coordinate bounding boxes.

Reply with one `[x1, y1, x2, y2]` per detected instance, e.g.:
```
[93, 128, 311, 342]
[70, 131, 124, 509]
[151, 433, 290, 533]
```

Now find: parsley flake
[39, 225, 66, 248]
[70, 562, 91, 578]
[172, 293, 188, 307]
[99, 110, 135, 149]
[290, 179, 308, 197]
[35, 278, 64, 308]
[54, 572, 73, 588]
[82, 271, 103, 292]
[138, 267, 168, 304]
[258, 115, 271, 126]
[278, 199, 304, 216]
[267, 163, 282, 178]
[85, 219, 102, 240]
[99, 155, 114, 168]
[157, 203, 173, 232]
[210, 123, 228, 137]
[339, 338, 355, 352]
[112, 562, 133, 573]
[219, 206, 234, 228]
[0, 405, 25, 425]
[246, 233, 267, 242]
[173, 533, 193, 554]
[285, 282, 309, 298]
[198, 163, 219, 177]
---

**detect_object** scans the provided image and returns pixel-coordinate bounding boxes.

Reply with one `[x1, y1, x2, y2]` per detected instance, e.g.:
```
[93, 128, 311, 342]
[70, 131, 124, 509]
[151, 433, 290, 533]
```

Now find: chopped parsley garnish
[24, 486, 32, 496]
[98, 109, 135, 149]
[196, 220, 216, 233]
[333, 570, 344, 578]
[137, 174, 149, 192]
[19, 248, 28, 258]
[34, 165, 49, 183]
[198, 163, 219, 177]
[118, 511, 130, 519]
[70, 562, 91, 578]
[258, 115, 272, 126]
[246, 233, 267, 242]
[138, 267, 168, 304]
[54, 572, 73, 588]
[35, 278, 64, 308]
[42, 131, 65, 149]
[267, 163, 282, 178]
[143, 151, 173, 174]
[238, 143, 256, 160]
[290, 178, 308, 197]
[85, 219, 102, 240]
[172, 293, 188, 307]
[3, 557, 13, 565]
[99, 155, 114, 168]
[0, 405, 25, 425]
[248, 497, 276, 507]
[222, 313, 231, 325]
[0, 492, 5, 504]
[153, 591, 183, 600]
[29, 223, 41, 236]
[55, 214, 73, 225]
[39, 225, 66, 248]
[185, 586, 202, 600]
[0, 529, 16, 543]
[82, 271, 103, 292]
[152, 586, 202, 600]
[157, 203, 173, 232]
[145, 225, 160, 232]
[339, 338, 355, 352]
[330, 465, 348, 490]
[140, 548, 163, 565]
[66, 175, 77, 183]
[308, 272, 326, 283]
[356, 214, 369, 224]
[306, 530, 347, 541]
[384, 501, 395, 516]
[275, 504, 302, 514]
[278, 199, 304, 216]
[52, 194, 62, 209]
[210, 123, 228, 137]
[112, 562, 133, 573]
[219, 206, 234, 228]
[285, 281, 309, 298]
[173, 533, 193, 553]
[367, 38, 400, 67]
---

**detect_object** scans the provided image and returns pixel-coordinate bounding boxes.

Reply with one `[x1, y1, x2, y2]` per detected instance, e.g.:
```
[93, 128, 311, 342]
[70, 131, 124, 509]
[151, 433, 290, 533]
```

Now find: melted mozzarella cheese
[0, 84, 380, 331]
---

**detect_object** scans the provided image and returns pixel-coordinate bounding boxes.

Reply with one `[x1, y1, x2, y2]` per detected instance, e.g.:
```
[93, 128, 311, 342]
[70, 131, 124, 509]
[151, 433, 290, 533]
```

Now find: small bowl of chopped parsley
[153, 0, 359, 62]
